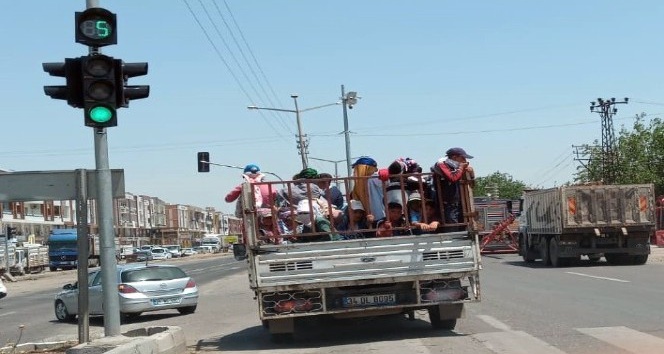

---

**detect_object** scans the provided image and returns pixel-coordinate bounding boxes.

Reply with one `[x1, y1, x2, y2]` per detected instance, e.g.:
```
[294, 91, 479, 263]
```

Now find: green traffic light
[89, 105, 113, 122]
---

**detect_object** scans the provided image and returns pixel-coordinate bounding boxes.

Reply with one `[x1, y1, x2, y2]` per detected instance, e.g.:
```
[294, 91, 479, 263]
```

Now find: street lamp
[247, 94, 340, 169]
[341, 85, 359, 178]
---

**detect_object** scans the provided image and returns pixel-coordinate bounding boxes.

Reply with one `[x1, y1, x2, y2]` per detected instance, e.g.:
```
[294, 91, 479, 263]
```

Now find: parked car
[150, 247, 172, 260]
[181, 248, 198, 257]
[164, 245, 182, 258]
[192, 246, 208, 254]
[54, 264, 198, 322]
[0, 278, 7, 299]
[129, 250, 153, 263]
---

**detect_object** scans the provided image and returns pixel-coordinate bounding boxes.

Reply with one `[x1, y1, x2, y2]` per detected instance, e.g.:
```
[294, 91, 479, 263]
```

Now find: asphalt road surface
[2, 249, 664, 353]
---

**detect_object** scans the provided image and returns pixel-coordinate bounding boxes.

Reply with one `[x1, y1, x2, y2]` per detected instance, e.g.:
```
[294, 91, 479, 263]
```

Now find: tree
[575, 113, 664, 195]
[474, 171, 527, 200]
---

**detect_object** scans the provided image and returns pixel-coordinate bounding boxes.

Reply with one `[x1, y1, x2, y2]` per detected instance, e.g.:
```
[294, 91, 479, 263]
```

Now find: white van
[164, 245, 182, 258]
[201, 235, 222, 253]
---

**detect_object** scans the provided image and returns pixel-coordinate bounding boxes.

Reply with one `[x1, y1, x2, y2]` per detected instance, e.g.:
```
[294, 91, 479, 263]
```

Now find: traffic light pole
[87, 0, 121, 338]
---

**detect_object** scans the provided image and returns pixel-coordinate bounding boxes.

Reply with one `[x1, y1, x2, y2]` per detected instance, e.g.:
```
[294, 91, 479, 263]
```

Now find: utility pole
[291, 95, 308, 168]
[341, 86, 359, 178]
[590, 97, 628, 184]
[248, 96, 340, 170]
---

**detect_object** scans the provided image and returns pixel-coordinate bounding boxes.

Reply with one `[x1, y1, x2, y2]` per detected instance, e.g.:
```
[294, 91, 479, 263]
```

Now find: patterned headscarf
[351, 157, 378, 214]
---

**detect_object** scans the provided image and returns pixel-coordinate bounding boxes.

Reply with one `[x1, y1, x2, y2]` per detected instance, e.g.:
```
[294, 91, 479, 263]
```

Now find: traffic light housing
[116, 61, 149, 108]
[81, 54, 117, 128]
[75, 7, 117, 47]
[43, 58, 84, 108]
[6, 226, 17, 238]
[198, 152, 210, 173]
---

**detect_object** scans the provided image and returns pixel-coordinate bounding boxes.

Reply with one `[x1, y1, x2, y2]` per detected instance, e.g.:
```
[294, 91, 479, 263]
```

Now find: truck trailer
[236, 172, 481, 341]
[518, 184, 654, 267]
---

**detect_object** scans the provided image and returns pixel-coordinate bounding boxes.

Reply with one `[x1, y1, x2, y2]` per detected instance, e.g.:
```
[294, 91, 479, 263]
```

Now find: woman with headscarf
[350, 156, 386, 224]
[225, 163, 273, 217]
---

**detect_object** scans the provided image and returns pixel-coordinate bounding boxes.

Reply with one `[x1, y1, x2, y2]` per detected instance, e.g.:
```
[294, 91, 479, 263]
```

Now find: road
[2, 250, 664, 353]
[0, 253, 244, 346]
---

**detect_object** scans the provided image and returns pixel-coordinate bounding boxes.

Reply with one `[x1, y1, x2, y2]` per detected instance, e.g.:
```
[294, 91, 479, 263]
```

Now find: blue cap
[243, 164, 260, 174]
[352, 156, 377, 168]
[445, 148, 473, 159]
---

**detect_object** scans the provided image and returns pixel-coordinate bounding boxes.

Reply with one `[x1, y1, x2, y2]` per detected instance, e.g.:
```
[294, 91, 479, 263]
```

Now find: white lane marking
[474, 331, 567, 354]
[0, 311, 17, 317]
[576, 326, 664, 354]
[187, 263, 242, 273]
[565, 272, 630, 283]
[477, 315, 513, 331]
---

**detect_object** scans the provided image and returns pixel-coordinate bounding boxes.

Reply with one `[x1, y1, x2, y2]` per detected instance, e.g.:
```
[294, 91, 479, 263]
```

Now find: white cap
[349, 199, 365, 211]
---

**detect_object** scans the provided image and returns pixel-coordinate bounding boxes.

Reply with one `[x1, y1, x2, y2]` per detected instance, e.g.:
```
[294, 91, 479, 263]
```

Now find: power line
[181, 0, 287, 139]
[198, 0, 292, 134]
[210, 0, 292, 133]
[222, 0, 287, 114]
[309, 112, 664, 138]
[0, 136, 285, 157]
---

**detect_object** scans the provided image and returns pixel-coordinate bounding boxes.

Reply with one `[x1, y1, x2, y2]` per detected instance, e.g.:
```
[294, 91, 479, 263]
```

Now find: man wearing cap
[336, 200, 374, 239]
[431, 147, 475, 226]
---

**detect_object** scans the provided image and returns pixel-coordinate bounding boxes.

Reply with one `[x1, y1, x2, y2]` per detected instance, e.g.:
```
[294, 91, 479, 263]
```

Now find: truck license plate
[342, 293, 396, 307]
[151, 297, 181, 306]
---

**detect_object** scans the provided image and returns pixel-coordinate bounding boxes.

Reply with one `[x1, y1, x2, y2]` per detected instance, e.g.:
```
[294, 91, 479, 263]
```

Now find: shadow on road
[194, 313, 465, 352]
[49, 311, 184, 327]
[487, 254, 618, 269]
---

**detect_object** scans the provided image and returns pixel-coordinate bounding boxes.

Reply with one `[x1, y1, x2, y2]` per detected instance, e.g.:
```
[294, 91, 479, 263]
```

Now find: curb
[0, 341, 77, 354]
[66, 326, 186, 354]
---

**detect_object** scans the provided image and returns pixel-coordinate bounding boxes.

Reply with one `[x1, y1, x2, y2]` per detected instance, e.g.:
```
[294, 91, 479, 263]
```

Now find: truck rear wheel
[520, 235, 536, 263]
[630, 254, 648, 265]
[549, 238, 564, 267]
[428, 306, 458, 330]
[539, 237, 551, 266]
[605, 253, 629, 265]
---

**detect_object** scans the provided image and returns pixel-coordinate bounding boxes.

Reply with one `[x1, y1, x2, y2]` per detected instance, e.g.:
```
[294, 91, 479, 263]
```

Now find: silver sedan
[54, 264, 198, 322]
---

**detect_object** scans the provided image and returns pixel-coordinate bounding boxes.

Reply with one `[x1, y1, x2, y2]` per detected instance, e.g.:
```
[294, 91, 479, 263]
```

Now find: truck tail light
[639, 195, 648, 212]
[118, 284, 138, 294]
[274, 299, 314, 313]
[567, 197, 577, 215]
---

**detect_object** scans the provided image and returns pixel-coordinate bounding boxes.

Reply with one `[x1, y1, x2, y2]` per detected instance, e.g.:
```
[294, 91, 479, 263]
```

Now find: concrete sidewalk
[648, 244, 664, 263]
[0, 327, 186, 354]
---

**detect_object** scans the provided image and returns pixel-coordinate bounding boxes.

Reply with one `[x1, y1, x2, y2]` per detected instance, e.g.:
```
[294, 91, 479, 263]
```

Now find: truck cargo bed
[525, 184, 655, 234]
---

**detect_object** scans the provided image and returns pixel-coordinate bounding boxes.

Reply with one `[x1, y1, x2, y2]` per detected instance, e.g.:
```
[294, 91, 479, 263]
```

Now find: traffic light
[116, 61, 150, 108]
[6, 226, 17, 238]
[81, 54, 117, 128]
[198, 152, 210, 173]
[43, 58, 84, 108]
[75, 7, 117, 47]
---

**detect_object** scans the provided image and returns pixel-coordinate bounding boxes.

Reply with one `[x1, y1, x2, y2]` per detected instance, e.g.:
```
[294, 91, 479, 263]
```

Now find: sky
[2, 1, 664, 214]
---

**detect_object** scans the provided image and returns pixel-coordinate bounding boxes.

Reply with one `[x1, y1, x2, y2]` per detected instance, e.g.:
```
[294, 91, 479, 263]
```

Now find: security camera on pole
[41, 1, 149, 338]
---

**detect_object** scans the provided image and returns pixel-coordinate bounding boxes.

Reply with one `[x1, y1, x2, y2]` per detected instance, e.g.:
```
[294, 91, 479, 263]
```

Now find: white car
[54, 264, 198, 322]
[0, 278, 7, 299]
[150, 247, 172, 260]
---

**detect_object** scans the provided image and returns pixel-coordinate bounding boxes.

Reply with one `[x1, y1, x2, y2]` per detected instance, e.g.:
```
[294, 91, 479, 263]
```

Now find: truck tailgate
[526, 184, 655, 234]
[251, 232, 478, 289]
